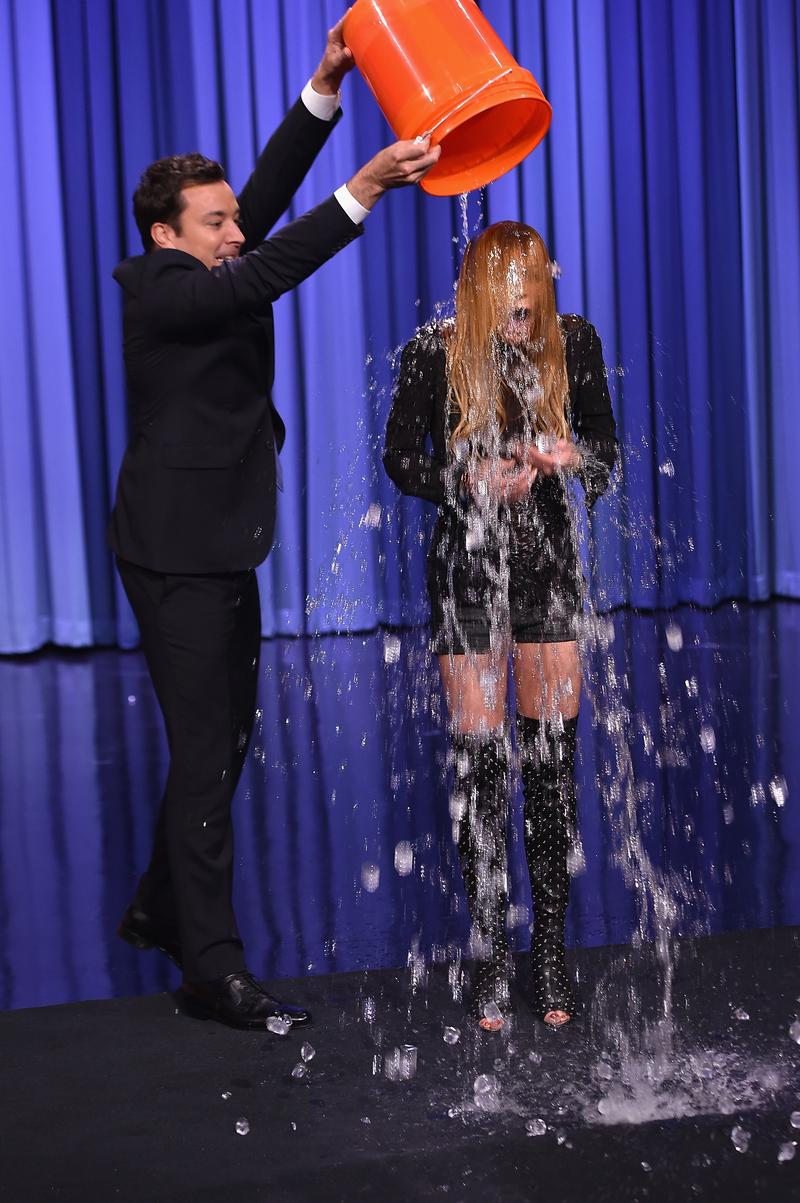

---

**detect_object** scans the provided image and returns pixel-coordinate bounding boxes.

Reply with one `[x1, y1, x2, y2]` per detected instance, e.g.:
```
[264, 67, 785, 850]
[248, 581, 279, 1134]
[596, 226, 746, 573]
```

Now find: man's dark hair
[133, 153, 226, 251]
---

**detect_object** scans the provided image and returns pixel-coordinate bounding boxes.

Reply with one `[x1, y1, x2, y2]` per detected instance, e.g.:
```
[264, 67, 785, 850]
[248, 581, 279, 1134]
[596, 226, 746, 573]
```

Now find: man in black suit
[112, 18, 439, 1030]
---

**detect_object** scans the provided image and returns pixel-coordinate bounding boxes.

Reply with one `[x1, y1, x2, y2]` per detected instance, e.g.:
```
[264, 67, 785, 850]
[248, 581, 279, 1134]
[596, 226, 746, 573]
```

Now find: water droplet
[526, 1118, 546, 1136]
[528, 1050, 542, 1064]
[659, 459, 675, 477]
[361, 862, 380, 892]
[266, 1016, 291, 1036]
[699, 725, 716, 754]
[778, 1142, 796, 1163]
[443, 1026, 461, 1045]
[221, 1091, 231, 1100]
[734, 1008, 750, 1022]
[641, 1162, 652, 1173]
[301, 1042, 315, 1063]
[447, 1105, 460, 1118]
[769, 775, 788, 807]
[363, 996, 376, 1023]
[235, 1117, 250, 1136]
[361, 1115, 371, 1125]
[394, 840, 413, 876]
[731, 1125, 750, 1153]
[127, 694, 136, 705]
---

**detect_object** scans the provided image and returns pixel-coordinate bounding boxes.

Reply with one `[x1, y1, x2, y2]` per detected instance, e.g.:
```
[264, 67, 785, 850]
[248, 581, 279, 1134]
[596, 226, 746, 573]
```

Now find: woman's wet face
[499, 257, 533, 344]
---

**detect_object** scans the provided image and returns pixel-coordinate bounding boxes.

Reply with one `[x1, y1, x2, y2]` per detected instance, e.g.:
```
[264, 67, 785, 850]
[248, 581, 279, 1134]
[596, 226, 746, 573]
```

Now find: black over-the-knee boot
[517, 714, 578, 1020]
[451, 731, 511, 1022]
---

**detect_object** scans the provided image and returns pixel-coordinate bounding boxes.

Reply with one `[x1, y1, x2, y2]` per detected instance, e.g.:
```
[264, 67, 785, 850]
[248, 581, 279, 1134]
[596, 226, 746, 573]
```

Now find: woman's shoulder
[400, 318, 451, 363]
[558, 312, 598, 343]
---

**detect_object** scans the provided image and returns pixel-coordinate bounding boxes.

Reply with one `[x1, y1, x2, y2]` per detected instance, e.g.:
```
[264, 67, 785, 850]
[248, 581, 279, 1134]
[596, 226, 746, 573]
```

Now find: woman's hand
[509, 438, 582, 477]
[466, 457, 537, 504]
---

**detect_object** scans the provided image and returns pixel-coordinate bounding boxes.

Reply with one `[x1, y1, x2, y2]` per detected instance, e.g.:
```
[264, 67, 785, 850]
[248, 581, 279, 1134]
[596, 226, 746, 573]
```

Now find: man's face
[152, 180, 245, 269]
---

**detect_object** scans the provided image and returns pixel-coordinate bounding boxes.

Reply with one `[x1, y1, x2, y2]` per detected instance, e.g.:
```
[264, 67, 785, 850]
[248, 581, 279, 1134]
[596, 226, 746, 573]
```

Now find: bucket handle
[416, 67, 513, 142]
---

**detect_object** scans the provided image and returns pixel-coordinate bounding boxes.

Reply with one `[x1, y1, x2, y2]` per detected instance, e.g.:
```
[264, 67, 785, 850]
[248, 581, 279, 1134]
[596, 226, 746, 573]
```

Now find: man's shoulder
[113, 249, 205, 293]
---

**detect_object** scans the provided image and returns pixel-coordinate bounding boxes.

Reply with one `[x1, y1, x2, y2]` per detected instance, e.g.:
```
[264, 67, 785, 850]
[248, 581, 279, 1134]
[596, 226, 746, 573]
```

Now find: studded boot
[517, 714, 578, 1022]
[451, 731, 511, 1027]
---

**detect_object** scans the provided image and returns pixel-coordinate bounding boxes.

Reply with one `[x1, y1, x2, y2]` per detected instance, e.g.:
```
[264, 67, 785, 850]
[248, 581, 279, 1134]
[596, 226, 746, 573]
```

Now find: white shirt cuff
[334, 184, 371, 225]
[301, 79, 341, 122]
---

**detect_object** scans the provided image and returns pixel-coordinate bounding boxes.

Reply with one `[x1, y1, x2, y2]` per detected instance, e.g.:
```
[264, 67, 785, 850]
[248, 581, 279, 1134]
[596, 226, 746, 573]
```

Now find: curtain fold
[1, 0, 799, 652]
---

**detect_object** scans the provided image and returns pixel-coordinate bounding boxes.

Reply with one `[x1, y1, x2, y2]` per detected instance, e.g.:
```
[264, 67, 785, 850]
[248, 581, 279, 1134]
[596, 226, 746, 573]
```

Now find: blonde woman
[384, 223, 617, 1032]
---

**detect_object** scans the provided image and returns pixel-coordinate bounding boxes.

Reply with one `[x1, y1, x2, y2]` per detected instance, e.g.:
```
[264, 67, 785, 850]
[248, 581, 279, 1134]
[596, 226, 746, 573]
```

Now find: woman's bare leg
[512, 640, 581, 722]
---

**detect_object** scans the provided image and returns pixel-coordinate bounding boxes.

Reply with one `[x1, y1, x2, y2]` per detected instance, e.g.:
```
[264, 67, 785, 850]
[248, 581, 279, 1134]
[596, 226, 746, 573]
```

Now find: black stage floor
[3, 927, 800, 1202]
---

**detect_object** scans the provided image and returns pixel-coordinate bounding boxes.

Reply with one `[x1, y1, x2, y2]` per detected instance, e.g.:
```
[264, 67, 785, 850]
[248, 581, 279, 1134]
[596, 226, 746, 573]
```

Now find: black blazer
[109, 98, 363, 574]
[384, 314, 618, 509]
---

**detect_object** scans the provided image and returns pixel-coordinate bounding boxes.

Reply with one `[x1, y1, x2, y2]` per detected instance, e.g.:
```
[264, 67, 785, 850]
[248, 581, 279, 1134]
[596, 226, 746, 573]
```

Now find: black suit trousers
[117, 558, 261, 981]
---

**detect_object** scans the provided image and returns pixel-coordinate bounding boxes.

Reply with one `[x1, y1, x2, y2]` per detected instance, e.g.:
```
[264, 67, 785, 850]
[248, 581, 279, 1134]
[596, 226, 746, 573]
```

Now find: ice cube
[235, 1117, 250, 1136]
[526, 1118, 546, 1137]
[731, 1125, 750, 1153]
[266, 1016, 291, 1036]
[665, 623, 683, 651]
[394, 841, 414, 876]
[443, 1026, 461, 1045]
[778, 1142, 796, 1163]
[301, 1042, 315, 1063]
[361, 862, 380, 892]
[291, 1063, 308, 1080]
[789, 1020, 800, 1044]
[383, 635, 401, 664]
[734, 1008, 750, 1021]
[699, 725, 716, 754]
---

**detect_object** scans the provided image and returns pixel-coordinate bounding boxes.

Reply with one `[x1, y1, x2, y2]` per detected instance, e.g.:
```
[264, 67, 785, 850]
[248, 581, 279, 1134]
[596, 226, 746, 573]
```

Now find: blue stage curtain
[1, 0, 799, 651]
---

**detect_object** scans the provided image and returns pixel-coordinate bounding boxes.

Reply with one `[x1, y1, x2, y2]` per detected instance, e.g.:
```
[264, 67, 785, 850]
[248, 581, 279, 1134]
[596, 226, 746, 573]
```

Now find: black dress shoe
[117, 902, 182, 970]
[180, 971, 312, 1030]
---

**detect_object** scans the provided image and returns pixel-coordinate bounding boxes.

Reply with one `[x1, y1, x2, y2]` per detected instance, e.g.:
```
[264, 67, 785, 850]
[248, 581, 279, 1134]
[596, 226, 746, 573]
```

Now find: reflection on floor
[1, 601, 798, 1011]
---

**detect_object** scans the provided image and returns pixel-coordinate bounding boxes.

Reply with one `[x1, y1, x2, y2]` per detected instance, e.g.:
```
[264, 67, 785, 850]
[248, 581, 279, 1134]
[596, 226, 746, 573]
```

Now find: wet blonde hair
[446, 222, 569, 447]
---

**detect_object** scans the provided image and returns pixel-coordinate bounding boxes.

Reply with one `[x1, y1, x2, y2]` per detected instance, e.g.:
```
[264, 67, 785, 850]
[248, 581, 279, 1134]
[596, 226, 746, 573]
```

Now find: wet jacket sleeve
[141, 198, 362, 335]
[383, 337, 449, 505]
[570, 320, 619, 508]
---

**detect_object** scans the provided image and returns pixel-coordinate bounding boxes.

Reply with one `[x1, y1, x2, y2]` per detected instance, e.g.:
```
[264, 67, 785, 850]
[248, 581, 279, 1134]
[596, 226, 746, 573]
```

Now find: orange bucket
[343, 0, 552, 196]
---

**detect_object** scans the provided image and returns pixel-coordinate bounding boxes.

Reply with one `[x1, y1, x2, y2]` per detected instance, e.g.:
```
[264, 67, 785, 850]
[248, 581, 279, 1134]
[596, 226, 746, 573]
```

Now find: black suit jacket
[109, 98, 363, 574]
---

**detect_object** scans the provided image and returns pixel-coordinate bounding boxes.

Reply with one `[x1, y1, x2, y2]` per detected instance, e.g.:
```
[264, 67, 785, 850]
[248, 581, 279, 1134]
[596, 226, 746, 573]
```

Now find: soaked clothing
[383, 314, 618, 654]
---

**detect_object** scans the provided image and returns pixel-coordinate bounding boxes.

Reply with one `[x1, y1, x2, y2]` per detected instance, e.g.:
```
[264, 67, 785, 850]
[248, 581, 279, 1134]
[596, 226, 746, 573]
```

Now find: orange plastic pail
[343, 0, 552, 196]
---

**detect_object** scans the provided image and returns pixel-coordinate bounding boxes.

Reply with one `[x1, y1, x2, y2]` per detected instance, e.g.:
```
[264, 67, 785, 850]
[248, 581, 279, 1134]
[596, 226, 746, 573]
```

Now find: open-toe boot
[517, 714, 578, 1025]
[451, 730, 512, 1032]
